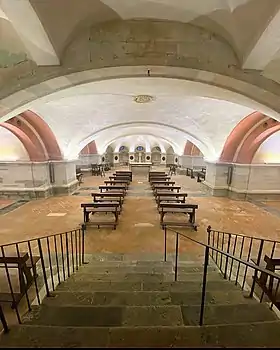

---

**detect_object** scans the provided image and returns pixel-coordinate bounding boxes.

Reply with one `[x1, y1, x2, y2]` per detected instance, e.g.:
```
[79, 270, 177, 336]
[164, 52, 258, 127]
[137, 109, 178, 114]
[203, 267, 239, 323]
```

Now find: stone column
[113, 153, 120, 166]
[161, 153, 167, 166]
[51, 160, 78, 195]
[146, 152, 151, 163]
[129, 152, 135, 163]
[77, 154, 102, 169]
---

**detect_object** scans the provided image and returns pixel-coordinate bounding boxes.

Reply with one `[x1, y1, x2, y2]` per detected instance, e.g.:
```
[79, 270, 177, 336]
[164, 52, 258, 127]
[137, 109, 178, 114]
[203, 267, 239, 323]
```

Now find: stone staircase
[1, 253, 280, 347]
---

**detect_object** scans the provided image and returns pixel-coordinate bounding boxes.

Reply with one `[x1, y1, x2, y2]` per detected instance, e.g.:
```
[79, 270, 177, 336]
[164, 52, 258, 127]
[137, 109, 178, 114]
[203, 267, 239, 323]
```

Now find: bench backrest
[81, 203, 119, 208]
[0, 252, 29, 264]
[158, 193, 188, 198]
[91, 192, 124, 197]
[159, 203, 198, 209]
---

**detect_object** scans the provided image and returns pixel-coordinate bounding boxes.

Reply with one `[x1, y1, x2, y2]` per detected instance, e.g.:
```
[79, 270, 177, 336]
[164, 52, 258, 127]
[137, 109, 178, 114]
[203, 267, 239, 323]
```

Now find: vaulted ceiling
[2, 0, 280, 161]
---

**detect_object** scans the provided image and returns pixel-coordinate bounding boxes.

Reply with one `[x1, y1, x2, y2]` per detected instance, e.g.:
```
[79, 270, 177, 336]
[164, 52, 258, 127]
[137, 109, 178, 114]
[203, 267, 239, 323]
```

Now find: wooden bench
[0, 253, 40, 308]
[159, 203, 198, 231]
[252, 255, 280, 308]
[149, 172, 166, 181]
[104, 180, 129, 188]
[149, 176, 171, 182]
[76, 173, 83, 185]
[91, 192, 124, 209]
[151, 181, 175, 188]
[153, 185, 181, 194]
[81, 203, 120, 229]
[115, 171, 132, 181]
[197, 171, 206, 182]
[109, 176, 131, 183]
[156, 193, 188, 209]
[99, 185, 127, 195]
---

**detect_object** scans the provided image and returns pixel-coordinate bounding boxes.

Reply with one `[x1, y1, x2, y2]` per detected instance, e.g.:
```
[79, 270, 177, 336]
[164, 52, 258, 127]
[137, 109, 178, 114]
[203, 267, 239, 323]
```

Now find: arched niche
[119, 145, 129, 165]
[105, 145, 114, 165]
[134, 145, 146, 163]
[166, 146, 175, 165]
[151, 146, 161, 165]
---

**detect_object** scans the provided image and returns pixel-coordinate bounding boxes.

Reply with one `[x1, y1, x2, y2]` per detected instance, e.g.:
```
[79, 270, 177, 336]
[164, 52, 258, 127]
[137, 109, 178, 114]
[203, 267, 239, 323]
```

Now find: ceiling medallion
[134, 95, 155, 104]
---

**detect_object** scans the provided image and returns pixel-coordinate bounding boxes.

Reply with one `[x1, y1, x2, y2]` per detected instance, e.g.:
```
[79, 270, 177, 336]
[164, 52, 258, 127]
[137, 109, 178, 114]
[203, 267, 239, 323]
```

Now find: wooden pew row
[81, 202, 120, 230]
[159, 203, 198, 231]
[0, 253, 40, 308]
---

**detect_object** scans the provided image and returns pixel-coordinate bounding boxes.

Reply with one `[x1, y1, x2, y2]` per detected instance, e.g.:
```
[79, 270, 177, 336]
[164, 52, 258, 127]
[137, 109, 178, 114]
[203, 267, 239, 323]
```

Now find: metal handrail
[207, 225, 280, 244]
[163, 226, 280, 326]
[0, 224, 87, 333]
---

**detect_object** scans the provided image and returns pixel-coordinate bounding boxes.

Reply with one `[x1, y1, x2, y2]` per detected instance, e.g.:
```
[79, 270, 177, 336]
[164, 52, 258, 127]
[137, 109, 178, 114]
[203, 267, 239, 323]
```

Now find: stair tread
[2, 322, 280, 347]
[43, 289, 252, 306]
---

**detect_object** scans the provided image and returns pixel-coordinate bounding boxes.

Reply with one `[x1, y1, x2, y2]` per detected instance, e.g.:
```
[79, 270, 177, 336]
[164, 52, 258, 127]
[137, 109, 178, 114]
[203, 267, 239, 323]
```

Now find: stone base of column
[51, 179, 79, 195]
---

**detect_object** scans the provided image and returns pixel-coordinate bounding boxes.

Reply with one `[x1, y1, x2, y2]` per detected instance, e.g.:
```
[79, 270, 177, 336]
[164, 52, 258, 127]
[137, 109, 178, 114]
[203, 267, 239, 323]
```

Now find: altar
[129, 162, 152, 177]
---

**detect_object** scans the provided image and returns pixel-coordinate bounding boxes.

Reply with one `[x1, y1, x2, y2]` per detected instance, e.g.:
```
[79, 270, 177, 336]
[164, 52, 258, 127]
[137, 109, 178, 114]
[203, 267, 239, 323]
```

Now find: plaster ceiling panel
[0, 126, 29, 161]
[29, 0, 120, 56]
[0, 18, 31, 66]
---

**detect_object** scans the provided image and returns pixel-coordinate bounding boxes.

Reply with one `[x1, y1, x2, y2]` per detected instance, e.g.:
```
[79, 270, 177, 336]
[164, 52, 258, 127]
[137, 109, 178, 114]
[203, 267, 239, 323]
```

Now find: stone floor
[1, 167, 280, 253]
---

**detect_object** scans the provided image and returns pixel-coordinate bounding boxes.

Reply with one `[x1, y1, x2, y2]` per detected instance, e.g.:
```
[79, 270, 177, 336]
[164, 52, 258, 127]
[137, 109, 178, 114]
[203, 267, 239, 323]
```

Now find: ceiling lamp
[134, 95, 155, 103]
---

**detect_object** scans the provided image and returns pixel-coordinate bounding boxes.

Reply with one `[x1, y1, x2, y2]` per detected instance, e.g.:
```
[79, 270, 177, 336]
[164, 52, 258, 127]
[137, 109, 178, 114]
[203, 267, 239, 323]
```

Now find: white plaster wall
[232, 164, 280, 193]
[0, 162, 49, 188]
[179, 155, 205, 168]
[52, 161, 76, 186]
[252, 131, 280, 164]
[76, 154, 101, 167]
[205, 162, 230, 189]
[0, 127, 29, 161]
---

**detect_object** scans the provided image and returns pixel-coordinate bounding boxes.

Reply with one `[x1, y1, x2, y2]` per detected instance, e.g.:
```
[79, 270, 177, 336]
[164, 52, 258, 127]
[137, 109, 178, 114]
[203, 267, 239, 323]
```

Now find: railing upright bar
[242, 237, 253, 290]
[219, 233, 225, 271]
[82, 225, 86, 264]
[75, 230, 79, 271]
[0, 246, 21, 324]
[229, 235, 238, 280]
[70, 231, 75, 273]
[224, 233, 231, 279]
[60, 234, 66, 280]
[38, 239, 50, 297]
[27, 241, 40, 305]
[65, 232, 71, 278]
[249, 239, 264, 298]
[15, 243, 31, 311]
[235, 236, 245, 285]
[54, 236, 61, 285]
[0, 305, 9, 333]
[215, 232, 220, 264]
[164, 226, 167, 262]
[270, 241, 276, 259]
[199, 246, 209, 326]
[174, 232, 179, 282]
[78, 230, 82, 266]
[46, 237, 55, 291]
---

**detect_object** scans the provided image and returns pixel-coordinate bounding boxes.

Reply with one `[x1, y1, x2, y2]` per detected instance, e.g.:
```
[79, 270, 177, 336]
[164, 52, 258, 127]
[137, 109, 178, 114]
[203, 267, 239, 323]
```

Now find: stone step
[78, 264, 217, 274]
[43, 290, 254, 307]
[78, 265, 174, 274]
[21, 303, 277, 328]
[2, 322, 280, 348]
[65, 271, 223, 283]
[181, 303, 278, 326]
[56, 279, 239, 292]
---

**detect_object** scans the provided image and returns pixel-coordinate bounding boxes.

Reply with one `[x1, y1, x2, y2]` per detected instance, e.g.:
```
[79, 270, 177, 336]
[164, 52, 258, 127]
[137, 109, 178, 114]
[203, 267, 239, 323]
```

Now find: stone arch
[0, 123, 45, 161]
[80, 140, 97, 155]
[220, 111, 280, 163]
[20, 111, 63, 160]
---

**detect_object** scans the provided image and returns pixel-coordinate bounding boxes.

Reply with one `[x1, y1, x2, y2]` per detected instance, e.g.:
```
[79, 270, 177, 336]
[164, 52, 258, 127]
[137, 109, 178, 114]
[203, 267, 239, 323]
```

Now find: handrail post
[199, 245, 209, 326]
[224, 233, 231, 279]
[207, 225, 211, 245]
[0, 305, 9, 333]
[250, 239, 264, 298]
[164, 225, 167, 262]
[38, 239, 50, 297]
[81, 224, 86, 264]
[175, 232, 179, 282]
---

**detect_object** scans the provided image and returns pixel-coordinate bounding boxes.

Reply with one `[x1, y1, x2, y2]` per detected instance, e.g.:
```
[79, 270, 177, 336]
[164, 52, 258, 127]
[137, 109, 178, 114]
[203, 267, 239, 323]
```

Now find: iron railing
[207, 226, 280, 302]
[163, 225, 280, 326]
[0, 224, 86, 333]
